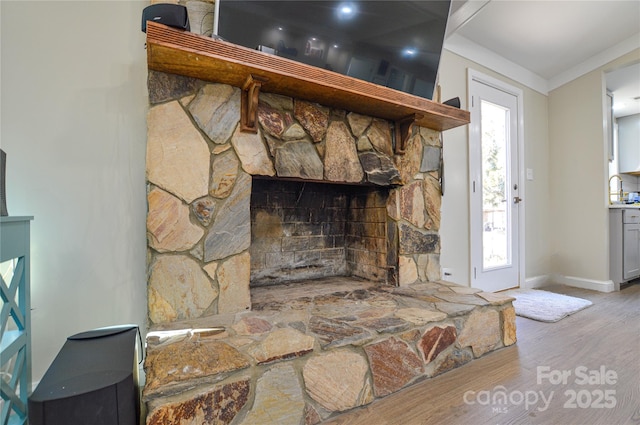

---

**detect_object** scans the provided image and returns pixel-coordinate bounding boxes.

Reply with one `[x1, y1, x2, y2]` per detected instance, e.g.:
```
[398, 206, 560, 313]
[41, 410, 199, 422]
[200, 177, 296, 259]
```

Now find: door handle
[513, 196, 522, 204]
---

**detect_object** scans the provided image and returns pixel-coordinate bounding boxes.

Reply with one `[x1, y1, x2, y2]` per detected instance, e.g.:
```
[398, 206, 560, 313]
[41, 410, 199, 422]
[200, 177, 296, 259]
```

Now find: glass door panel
[480, 100, 511, 270]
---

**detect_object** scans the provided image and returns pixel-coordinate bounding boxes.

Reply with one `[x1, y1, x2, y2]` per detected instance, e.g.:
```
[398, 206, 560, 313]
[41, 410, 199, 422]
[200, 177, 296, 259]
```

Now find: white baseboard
[523, 275, 549, 289]
[551, 274, 616, 293]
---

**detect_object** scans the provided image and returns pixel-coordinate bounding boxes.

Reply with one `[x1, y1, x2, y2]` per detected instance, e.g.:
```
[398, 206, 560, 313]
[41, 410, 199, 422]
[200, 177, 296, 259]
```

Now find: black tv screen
[215, 1, 451, 100]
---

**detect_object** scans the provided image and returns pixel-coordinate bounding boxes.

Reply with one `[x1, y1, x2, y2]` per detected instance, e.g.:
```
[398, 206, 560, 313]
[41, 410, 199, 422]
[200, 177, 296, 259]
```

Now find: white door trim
[467, 68, 526, 290]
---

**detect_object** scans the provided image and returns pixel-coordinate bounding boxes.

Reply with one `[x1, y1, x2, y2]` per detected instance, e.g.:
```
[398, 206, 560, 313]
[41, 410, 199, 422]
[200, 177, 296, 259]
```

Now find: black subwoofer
[28, 326, 140, 425]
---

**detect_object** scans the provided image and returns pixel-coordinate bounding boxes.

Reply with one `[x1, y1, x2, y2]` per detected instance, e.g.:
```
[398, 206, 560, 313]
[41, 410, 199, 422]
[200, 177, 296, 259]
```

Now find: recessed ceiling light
[337, 2, 357, 20]
[403, 48, 417, 57]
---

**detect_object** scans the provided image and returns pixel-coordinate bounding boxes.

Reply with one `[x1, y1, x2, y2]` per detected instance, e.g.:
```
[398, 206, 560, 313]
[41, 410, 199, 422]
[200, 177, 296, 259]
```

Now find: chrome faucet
[609, 174, 624, 204]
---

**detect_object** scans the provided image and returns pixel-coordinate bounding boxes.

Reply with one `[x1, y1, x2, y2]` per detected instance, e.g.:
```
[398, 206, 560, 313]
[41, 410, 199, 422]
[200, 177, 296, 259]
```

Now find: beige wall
[440, 47, 640, 289]
[1, 1, 149, 382]
[438, 50, 551, 286]
[549, 49, 640, 285]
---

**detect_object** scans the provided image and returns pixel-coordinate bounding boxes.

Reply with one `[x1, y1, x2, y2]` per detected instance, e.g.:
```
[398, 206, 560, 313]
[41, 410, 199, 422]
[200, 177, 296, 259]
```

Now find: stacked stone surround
[146, 70, 444, 323]
[143, 71, 515, 424]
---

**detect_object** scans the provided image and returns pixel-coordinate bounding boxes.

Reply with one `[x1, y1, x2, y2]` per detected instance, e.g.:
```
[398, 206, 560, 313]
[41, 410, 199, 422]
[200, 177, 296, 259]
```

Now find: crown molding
[444, 31, 640, 97]
[548, 33, 640, 92]
[444, 33, 549, 95]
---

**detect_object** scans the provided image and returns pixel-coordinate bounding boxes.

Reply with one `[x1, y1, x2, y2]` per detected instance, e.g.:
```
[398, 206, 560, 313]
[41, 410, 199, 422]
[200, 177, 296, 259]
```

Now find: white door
[469, 71, 523, 292]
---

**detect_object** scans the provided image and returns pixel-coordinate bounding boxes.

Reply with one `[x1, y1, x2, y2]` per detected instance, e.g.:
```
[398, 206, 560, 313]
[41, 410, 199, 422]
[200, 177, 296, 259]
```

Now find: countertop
[609, 204, 640, 209]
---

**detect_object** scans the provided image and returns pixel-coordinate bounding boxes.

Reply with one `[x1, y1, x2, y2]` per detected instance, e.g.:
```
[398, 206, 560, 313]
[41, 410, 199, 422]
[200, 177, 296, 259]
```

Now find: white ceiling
[606, 62, 640, 117]
[447, 0, 640, 117]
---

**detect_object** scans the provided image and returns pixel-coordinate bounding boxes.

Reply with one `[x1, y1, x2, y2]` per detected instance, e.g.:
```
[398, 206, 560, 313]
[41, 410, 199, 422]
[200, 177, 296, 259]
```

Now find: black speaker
[141, 4, 190, 33]
[28, 326, 140, 425]
[443, 97, 461, 109]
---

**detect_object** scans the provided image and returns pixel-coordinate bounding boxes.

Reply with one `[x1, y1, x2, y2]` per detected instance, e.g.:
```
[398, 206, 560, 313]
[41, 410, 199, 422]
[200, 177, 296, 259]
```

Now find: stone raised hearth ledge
[144, 280, 516, 424]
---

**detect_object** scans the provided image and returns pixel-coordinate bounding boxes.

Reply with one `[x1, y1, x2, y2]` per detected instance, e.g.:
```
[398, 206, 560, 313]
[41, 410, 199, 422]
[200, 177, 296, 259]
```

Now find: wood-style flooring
[324, 283, 640, 425]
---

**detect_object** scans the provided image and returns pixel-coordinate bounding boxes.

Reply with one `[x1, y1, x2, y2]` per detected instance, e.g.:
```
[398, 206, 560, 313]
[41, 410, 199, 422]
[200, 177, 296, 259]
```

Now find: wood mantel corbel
[394, 114, 422, 154]
[240, 75, 268, 133]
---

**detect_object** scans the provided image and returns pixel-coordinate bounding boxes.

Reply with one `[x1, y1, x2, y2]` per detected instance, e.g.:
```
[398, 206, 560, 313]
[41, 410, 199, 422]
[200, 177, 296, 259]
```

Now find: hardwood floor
[324, 283, 640, 425]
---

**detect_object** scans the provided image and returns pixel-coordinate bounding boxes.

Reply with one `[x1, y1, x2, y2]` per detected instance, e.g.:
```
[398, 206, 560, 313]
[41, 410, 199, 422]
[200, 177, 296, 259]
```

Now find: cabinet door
[610, 210, 623, 284]
[623, 223, 640, 280]
[606, 91, 613, 161]
[618, 115, 640, 174]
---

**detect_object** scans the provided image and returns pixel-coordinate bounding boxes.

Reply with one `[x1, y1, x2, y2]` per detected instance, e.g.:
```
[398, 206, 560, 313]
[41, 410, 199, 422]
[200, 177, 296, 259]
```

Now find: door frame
[468, 69, 526, 290]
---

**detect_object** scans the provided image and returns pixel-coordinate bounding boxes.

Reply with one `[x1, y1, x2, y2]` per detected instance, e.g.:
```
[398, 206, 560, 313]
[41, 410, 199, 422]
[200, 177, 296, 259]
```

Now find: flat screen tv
[214, 1, 451, 100]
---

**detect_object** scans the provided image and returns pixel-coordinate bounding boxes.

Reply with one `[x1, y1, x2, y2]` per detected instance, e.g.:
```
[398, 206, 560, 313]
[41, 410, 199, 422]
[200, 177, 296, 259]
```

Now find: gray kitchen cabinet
[623, 210, 640, 280]
[618, 114, 640, 174]
[610, 208, 640, 286]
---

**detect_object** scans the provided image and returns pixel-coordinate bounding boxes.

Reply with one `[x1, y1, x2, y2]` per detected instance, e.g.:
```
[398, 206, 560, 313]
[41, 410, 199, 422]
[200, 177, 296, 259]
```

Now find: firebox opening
[250, 178, 395, 288]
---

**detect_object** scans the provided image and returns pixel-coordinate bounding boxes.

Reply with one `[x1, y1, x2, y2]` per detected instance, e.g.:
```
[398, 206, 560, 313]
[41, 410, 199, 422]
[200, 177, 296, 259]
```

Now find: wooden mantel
[146, 22, 469, 141]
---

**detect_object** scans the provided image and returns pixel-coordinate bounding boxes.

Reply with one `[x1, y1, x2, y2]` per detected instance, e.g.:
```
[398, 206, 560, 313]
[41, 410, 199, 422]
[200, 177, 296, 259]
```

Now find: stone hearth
[144, 280, 516, 424]
[142, 71, 514, 424]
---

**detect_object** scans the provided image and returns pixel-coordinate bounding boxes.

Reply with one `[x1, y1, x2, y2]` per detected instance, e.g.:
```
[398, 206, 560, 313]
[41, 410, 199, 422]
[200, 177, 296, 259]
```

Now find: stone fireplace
[142, 23, 515, 425]
[146, 75, 445, 322]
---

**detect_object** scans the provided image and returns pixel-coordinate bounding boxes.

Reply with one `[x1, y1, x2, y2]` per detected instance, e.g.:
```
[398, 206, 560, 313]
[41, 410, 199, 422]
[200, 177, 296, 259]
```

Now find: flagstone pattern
[144, 71, 516, 424]
[146, 72, 446, 323]
[143, 281, 516, 424]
